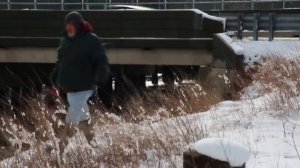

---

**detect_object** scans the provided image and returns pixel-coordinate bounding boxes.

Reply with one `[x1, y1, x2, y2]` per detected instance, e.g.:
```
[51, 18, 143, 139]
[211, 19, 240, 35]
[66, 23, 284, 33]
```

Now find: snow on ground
[203, 93, 300, 168]
[163, 81, 300, 167]
[236, 39, 300, 70]
[167, 84, 300, 168]
[108, 82, 300, 168]
[219, 33, 300, 70]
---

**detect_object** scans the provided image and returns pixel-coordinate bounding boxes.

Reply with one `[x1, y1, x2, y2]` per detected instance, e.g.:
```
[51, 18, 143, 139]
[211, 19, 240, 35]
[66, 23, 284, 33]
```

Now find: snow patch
[220, 33, 300, 70]
[217, 33, 245, 55]
[191, 9, 226, 30]
[236, 40, 300, 70]
[192, 138, 250, 167]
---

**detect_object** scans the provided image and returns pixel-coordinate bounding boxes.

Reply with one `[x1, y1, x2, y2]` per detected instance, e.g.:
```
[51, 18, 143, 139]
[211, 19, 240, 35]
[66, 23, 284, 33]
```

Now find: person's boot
[55, 124, 76, 156]
[78, 119, 95, 146]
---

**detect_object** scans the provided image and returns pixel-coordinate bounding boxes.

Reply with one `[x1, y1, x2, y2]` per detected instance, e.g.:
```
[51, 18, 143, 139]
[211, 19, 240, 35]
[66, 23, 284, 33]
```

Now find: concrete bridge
[0, 10, 224, 83]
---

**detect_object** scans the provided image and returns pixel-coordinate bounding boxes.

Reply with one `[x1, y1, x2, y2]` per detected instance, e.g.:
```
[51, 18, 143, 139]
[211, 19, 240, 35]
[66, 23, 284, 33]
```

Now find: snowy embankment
[190, 91, 300, 168]
[197, 35, 300, 167]
[2, 83, 299, 167]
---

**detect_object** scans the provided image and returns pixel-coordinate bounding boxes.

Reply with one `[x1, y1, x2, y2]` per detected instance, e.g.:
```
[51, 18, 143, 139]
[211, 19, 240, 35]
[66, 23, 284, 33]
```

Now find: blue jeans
[65, 90, 93, 124]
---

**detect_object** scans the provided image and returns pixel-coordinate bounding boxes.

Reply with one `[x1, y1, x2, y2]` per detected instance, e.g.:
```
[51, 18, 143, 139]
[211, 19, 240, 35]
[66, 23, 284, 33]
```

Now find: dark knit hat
[64, 11, 83, 29]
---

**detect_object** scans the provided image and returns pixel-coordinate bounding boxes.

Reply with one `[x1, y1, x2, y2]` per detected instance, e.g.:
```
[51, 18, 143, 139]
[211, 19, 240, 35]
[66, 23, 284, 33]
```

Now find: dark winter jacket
[51, 21, 110, 92]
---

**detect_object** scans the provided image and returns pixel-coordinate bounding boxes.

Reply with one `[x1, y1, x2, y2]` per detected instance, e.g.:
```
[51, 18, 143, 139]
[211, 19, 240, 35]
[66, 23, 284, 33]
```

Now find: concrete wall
[212, 34, 244, 70]
[199, 33, 245, 99]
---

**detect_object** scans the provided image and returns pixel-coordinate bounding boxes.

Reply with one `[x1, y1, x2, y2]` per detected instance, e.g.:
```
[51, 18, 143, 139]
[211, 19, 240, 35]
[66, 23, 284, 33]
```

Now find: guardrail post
[7, 0, 10, 10]
[283, 0, 286, 9]
[61, 0, 64, 10]
[269, 13, 275, 41]
[221, 0, 224, 11]
[253, 13, 259, 41]
[192, 0, 195, 9]
[34, 0, 37, 9]
[237, 15, 243, 40]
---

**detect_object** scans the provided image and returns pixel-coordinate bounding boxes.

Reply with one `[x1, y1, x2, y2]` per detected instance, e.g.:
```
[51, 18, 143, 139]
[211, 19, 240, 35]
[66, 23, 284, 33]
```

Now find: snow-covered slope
[196, 95, 300, 168]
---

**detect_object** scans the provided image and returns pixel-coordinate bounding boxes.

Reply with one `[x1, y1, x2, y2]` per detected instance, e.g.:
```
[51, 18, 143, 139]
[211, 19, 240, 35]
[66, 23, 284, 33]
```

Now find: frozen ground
[192, 88, 300, 168]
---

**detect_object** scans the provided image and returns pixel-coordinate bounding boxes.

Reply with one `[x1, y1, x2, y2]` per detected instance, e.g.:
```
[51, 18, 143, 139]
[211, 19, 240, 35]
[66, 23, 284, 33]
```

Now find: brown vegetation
[252, 56, 300, 112]
[0, 77, 227, 166]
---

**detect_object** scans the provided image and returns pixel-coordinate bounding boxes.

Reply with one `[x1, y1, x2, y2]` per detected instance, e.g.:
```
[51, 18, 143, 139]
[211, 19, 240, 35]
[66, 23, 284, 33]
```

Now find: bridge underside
[0, 48, 212, 66]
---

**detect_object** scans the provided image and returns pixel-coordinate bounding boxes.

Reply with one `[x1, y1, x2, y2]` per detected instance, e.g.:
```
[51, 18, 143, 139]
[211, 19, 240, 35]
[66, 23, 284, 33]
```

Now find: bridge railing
[208, 10, 300, 41]
[1, 0, 300, 11]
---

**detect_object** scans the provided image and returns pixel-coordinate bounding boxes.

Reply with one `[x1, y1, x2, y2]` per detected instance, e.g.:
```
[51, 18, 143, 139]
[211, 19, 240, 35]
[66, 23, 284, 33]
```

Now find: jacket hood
[81, 21, 93, 33]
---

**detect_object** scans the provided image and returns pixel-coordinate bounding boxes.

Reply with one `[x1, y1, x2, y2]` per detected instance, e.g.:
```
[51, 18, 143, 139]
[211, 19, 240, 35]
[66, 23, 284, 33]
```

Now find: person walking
[51, 11, 110, 125]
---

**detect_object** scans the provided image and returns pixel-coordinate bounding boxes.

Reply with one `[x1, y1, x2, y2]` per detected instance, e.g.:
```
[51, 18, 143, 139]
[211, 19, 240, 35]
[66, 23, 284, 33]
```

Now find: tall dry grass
[3, 55, 299, 167]
[251, 56, 300, 112]
[0, 78, 224, 167]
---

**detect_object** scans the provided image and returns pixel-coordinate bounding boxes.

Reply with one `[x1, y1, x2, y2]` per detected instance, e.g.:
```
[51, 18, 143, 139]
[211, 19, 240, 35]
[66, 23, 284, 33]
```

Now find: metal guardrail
[209, 10, 300, 41]
[1, 0, 300, 11]
[1, 1, 300, 41]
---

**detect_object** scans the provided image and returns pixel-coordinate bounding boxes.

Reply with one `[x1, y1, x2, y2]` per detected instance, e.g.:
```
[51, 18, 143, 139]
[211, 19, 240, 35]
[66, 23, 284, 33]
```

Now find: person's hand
[44, 87, 60, 110]
[47, 87, 60, 98]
